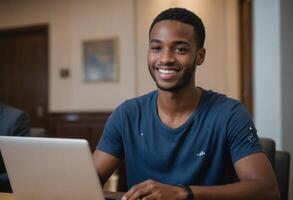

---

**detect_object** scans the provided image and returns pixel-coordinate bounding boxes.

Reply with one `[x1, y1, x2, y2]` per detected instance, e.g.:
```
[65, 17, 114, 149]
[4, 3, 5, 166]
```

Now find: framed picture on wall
[83, 38, 119, 82]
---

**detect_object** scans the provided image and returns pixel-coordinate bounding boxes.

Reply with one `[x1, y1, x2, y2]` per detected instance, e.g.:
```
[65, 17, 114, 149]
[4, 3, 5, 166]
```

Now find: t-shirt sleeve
[96, 104, 124, 159]
[226, 103, 263, 163]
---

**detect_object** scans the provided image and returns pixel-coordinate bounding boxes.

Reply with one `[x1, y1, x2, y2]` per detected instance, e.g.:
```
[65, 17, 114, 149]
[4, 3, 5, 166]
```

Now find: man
[0, 103, 31, 192]
[93, 8, 280, 200]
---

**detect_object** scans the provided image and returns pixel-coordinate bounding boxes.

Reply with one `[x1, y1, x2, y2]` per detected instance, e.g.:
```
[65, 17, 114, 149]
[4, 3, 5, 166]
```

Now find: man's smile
[155, 66, 180, 80]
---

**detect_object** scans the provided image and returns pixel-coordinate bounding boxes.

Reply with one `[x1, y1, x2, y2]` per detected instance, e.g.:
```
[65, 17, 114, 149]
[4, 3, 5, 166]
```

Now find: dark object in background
[259, 137, 291, 200]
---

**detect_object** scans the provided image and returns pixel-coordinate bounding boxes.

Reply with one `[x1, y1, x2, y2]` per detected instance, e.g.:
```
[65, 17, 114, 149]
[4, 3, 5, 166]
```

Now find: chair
[259, 137, 291, 200]
[275, 151, 291, 200]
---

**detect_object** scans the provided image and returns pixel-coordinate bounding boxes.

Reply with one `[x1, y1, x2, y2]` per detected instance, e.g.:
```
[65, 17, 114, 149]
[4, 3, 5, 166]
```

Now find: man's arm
[92, 150, 121, 186]
[187, 152, 280, 200]
[122, 152, 280, 200]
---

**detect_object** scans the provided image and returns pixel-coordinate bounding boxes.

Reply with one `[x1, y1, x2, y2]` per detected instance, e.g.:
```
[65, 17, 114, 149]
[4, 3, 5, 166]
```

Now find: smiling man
[93, 8, 280, 200]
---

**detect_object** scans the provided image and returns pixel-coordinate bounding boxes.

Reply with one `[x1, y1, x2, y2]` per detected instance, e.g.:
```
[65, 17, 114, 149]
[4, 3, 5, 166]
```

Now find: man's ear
[196, 48, 206, 66]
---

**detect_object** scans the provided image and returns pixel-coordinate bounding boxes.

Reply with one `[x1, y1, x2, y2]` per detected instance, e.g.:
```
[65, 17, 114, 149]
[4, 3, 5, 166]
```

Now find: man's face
[148, 20, 204, 92]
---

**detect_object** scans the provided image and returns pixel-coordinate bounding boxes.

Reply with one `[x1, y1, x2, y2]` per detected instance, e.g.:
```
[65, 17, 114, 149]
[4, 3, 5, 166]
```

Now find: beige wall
[0, 0, 240, 112]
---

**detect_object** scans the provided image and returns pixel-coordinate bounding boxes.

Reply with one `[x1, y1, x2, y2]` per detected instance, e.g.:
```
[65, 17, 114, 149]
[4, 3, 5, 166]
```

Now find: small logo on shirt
[195, 151, 206, 157]
[247, 132, 256, 143]
[247, 126, 256, 143]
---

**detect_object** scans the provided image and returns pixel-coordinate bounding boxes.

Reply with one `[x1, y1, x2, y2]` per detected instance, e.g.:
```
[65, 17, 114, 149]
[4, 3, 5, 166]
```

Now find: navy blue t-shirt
[97, 89, 262, 189]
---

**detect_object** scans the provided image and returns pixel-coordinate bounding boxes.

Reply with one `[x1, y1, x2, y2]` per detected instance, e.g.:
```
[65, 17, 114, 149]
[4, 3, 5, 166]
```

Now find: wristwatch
[178, 184, 194, 200]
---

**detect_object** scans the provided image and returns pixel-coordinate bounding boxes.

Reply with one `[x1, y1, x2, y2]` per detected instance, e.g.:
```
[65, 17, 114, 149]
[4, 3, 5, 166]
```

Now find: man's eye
[175, 47, 187, 53]
[150, 46, 161, 52]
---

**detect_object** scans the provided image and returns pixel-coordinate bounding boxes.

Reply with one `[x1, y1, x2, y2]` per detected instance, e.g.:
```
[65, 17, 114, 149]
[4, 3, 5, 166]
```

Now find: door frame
[239, 0, 253, 115]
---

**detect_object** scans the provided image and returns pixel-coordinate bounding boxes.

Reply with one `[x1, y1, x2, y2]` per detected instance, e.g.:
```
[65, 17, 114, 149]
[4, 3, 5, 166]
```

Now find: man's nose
[159, 49, 175, 65]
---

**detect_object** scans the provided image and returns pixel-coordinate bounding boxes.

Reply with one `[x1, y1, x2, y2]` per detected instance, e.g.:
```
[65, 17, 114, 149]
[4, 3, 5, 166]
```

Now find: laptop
[0, 136, 116, 200]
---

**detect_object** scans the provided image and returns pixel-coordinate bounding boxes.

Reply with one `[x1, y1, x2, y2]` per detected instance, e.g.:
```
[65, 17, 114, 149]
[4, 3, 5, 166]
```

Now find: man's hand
[122, 180, 187, 200]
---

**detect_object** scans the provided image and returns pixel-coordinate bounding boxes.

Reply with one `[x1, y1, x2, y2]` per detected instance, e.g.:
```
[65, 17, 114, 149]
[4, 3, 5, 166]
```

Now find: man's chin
[155, 78, 193, 93]
[156, 84, 181, 93]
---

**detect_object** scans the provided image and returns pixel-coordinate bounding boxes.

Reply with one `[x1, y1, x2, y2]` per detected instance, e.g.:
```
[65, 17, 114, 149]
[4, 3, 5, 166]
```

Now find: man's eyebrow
[149, 39, 161, 43]
[149, 39, 191, 46]
[173, 41, 191, 46]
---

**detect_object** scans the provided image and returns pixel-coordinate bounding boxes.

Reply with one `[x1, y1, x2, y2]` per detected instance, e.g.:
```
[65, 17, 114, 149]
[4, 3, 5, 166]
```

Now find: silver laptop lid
[0, 136, 104, 200]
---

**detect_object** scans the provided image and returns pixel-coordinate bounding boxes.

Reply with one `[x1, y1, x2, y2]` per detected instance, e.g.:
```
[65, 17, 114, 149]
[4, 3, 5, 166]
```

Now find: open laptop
[0, 136, 118, 200]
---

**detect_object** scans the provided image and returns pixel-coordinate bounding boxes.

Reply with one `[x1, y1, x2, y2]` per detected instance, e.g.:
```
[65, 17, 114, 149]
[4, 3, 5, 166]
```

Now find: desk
[0, 193, 13, 200]
[0, 191, 124, 200]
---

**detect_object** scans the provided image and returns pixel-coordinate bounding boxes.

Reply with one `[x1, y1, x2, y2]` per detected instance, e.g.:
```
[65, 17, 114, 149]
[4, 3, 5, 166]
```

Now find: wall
[0, 0, 240, 112]
[253, 0, 293, 198]
[0, 0, 136, 112]
[253, 0, 282, 147]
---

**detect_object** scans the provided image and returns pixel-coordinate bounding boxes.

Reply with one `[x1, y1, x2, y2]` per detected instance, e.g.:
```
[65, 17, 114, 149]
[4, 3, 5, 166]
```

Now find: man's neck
[157, 86, 202, 129]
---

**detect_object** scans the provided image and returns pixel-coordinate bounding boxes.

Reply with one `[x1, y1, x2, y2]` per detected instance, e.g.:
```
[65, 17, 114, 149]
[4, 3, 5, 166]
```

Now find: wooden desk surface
[0, 191, 124, 200]
[0, 193, 14, 200]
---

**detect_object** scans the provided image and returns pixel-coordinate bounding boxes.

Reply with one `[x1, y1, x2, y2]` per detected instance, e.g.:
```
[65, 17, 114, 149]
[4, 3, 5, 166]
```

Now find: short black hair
[149, 7, 205, 49]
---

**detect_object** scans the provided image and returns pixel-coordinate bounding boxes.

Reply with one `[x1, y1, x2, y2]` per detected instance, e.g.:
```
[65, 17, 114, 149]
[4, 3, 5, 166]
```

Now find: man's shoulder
[201, 89, 245, 117]
[203, 89, 241, 108]
[119, 90, 157, 110]
[105, 91, 157, 128]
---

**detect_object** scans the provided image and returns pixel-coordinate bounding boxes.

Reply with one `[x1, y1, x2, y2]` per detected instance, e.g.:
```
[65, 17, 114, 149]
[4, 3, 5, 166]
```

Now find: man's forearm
[190, 180, 280, 200]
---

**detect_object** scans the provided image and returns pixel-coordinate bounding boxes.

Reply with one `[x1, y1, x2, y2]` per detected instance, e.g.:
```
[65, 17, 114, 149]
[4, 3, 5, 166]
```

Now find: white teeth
[158, 69, 176, 74]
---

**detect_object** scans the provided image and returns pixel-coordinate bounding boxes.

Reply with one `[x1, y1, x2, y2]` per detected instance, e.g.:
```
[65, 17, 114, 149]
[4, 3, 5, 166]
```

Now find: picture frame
[83, 38, 119, 82]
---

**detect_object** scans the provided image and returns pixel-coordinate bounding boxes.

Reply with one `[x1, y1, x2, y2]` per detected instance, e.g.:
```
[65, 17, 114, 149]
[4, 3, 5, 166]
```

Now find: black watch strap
[178, 184, 193, 200]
